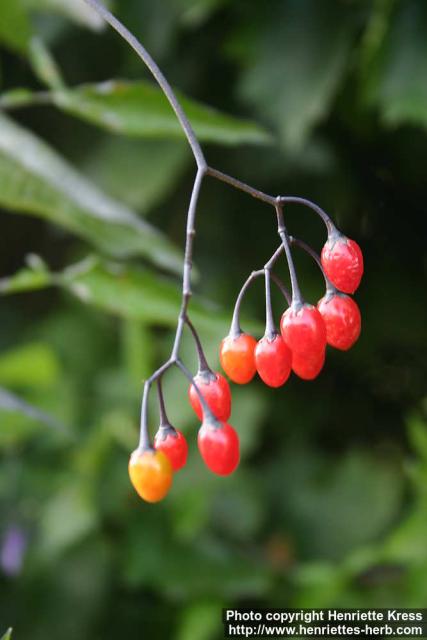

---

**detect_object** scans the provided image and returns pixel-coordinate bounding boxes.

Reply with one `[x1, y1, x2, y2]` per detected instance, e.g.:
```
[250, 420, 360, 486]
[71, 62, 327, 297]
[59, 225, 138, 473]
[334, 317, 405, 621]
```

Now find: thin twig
[290, 235, 336, 295]
[275, 203, 303, 306]
[279, 196, 336, 235]
[206, 166, 276, 206]
[264, 269, 276, 337]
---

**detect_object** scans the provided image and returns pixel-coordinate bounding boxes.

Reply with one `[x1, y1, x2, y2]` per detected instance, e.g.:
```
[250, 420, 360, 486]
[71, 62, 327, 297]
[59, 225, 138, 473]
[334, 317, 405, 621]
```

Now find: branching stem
[290, 236, 336, 295]
[275, 203, 304, 306]
[83, 0, 337, 449]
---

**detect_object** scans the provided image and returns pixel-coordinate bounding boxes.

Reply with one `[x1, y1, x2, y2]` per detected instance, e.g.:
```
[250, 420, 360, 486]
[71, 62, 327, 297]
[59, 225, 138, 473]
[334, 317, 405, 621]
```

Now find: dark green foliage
[0, 0, 426, 638]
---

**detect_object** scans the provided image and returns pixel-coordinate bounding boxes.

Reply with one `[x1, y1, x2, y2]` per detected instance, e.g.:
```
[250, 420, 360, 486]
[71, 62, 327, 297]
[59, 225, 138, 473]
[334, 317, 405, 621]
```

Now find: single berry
[154, 428, 188, 471]
[220, 332, 257, 384]
[255, 333, 292, 388]
[317, 293, 361, 351]
[321, 233, 364, 294]
[198, 420, 239, 476]
[128, 448, 173, 503]
[188, 371, 231, 421]
[291, 349, 325, 380]
[280, 303, 327, 357]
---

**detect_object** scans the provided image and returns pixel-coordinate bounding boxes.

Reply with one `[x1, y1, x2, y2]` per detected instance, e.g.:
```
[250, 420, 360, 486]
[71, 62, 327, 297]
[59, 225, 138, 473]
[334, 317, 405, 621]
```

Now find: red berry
[291, 349, 325, 380]
[198, 421, 239, 476]
[220, 333, 257, 384]
[317, 293, 361, 351]
[154, 428, 188, 471]
[280, 304, 327, 356]
[255, 333, 292, 388]
[188, 371, 231, 421]
[321, 234, 364, 294]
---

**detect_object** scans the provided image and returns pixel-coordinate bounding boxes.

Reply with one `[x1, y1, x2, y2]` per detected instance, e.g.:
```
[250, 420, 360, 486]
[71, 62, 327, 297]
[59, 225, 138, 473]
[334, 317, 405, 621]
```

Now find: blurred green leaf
[269, 446, 403, 560]
[0, 629, 12, 640]
[0, 112, 182, 272]
[177, 600, 222, 640]
[28, 37, 64, 89]
[83, 137, 189, 212]
[50, 80, 272, 145]
[39, 481, 98, 558]
[123, 516, 271, 598]
[176, 0, 228, 27]
[239, 0, 357, 148]
[0, 0, 30, 53]
[24, 0, 107, 32]
[0, 256, 232, 335]
[408, 413, 427, 465]
[358, 0, 396, 99]
[0, 342, 59, 388]
[366, 0, 427, 128]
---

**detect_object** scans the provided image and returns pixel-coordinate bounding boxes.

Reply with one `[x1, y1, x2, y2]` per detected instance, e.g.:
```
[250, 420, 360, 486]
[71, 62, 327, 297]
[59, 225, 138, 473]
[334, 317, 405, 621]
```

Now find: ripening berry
[198, 421, 239, 476]
[188, 371, 231, 421]
[321, 233, 364, 294]
[280, 304, 327, 357]
[291, 349, 325, 380]
[255, 333, 292, 388]
[317, 293, 361, 351]
[220, 333, 257, 384]
[129, 448, 173, 503]
[154, 428, 188, 471]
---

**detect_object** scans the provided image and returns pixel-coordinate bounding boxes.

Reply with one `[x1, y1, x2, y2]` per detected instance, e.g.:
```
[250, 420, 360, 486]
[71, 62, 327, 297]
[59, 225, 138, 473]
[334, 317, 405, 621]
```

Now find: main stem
[84, 0, 206, 170]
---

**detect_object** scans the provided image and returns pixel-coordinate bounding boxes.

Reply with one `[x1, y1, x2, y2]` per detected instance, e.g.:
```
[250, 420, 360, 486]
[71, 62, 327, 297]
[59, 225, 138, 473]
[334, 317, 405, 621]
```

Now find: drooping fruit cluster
[88, 0, 364, 506]
[218, 227, 362, 394]
[129, 220, 363, 504]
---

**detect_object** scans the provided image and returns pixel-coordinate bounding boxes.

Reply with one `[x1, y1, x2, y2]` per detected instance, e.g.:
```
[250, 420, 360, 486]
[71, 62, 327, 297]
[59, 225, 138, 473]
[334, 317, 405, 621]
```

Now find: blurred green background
[0, 0, 427, 637]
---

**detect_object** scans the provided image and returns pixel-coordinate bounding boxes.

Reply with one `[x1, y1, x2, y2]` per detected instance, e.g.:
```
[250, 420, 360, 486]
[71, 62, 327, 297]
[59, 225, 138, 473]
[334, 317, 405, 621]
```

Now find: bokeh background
[0, 0, 427, 637]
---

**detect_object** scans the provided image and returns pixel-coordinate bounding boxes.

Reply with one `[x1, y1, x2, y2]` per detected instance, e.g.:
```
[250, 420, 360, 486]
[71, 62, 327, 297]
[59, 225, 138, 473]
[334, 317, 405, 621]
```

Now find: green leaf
[57, 258, 229, 335]
[0, 342, 59, 389]
[38, 481, 98, 558]
[268, 446, 403, 560]
[177, 0, 228, 27]
[0, 0, 31, 53]
[0, 629, 12, 640]
[28, 37, 65, 89]
[177, 600, 222, 640]
[0, 257, 264, 339]
[238, 0, 357, 149]
[0, 112, 182, 272]
[50, 80, 272, 145]
[24, 0, 107, 32]
[365, 0, 427, 128]
[82, 137, 189, 212]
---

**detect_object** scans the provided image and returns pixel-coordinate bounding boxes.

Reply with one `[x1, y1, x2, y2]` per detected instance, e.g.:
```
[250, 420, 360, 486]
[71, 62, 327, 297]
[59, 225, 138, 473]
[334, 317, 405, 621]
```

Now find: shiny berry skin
[291, 349, 325, 380]
[128, 449, 173, 503]
[321, 234, 364, 294]
[220, 333, 257, 384]
[198, 421, 239, 476]
[188, 371, 231, 421]
[255, 333, 292, 388]
[280, 304, 327, 357]
[154, 428, 188, 471]
[317, 293, 361, 351]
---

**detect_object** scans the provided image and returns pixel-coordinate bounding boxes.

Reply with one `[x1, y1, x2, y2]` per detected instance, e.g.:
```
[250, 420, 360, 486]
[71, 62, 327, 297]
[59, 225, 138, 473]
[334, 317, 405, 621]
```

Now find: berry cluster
[85, 0, 364, 505]
[129, 217, 363, 503]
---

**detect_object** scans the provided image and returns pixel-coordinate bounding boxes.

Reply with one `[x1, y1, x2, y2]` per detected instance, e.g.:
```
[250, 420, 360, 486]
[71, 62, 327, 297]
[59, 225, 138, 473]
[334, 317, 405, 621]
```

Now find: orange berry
[220, 333, 257, 384]
[128, 448, 173, 503]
